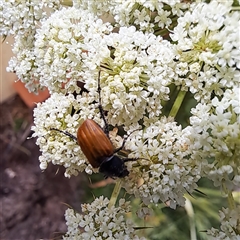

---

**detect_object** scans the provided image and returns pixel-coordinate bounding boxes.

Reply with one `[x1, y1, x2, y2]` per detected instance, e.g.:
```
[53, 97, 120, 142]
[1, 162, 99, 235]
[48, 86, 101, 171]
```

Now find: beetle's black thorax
[99, 155, 129, 178]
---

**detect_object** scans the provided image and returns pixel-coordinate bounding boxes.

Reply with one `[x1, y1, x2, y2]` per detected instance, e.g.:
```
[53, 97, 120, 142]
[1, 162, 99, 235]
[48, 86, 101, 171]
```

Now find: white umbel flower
[63, 197, 146, 240]
[86, 26, 176, 127]
[0, 0, 61, 36]
[171, 1, 239, 102]
[123, 117, 201, 208]
[189, 87, 240, 190]
[34, 7, 113, 94]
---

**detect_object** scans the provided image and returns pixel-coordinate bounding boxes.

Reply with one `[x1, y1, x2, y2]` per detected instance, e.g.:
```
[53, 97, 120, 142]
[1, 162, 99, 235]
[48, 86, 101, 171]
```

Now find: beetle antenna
[97, 70, 109, 135]
[50, 128, 77, 142]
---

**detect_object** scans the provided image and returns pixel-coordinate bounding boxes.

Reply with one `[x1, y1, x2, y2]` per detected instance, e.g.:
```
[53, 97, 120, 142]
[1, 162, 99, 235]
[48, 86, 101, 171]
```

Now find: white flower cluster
[31, 92, 100, 177]
[94, 26, 176, 126]
[123, 117, 200, 208]
[34, 7, 113, 94]
[207, 207, 240, 240]
[63, 197, 146, 240]
[73, 0, 189, 32]
[189, 87, 240, 190]
[1, 0, 62, 92]
[171, 1, 240, 101]
[0, 0, 61, 36]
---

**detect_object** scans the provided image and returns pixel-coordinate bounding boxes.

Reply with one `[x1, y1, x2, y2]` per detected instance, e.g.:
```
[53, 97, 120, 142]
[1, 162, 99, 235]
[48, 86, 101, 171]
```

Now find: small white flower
[189, 62, 201, 73]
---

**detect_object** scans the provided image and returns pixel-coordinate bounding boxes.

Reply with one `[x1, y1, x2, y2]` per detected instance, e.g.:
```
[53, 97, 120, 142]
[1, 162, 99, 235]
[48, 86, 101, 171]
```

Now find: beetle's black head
[99, 155, 129, 178]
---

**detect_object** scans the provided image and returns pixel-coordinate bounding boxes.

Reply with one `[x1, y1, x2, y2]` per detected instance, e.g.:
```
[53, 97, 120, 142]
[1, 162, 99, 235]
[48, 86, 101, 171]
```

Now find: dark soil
[0, 94, 85, 240]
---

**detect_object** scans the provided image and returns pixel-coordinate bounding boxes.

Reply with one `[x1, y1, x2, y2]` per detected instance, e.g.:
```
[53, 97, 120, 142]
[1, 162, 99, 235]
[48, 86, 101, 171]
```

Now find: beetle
[51, 71, 134, 178]
[52, 119, 130, 178]
[77, 118, 130, 178]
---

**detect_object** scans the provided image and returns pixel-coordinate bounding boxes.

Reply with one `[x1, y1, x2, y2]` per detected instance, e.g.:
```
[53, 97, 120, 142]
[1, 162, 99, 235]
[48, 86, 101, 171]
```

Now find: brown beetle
[77, 119, 129, 178]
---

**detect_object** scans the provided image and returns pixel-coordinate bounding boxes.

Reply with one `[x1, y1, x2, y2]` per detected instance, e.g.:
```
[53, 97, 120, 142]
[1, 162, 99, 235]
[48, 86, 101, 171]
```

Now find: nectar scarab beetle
[51, 71, 135, 178]
[77, 118, 130, 178]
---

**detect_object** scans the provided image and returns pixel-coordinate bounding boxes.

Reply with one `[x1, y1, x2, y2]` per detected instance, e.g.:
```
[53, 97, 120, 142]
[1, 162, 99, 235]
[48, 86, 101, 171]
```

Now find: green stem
[108, 179, 122, 208]
[185, 198, 197, 240]
[227, 191, 236, 210]
[223, 182, 236, 210]
[169, 88, 187, 118]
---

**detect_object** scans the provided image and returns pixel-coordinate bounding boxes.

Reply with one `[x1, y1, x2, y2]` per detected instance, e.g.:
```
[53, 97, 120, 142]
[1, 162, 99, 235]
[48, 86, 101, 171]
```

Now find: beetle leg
[122, 157, 138, 162]
[97, 70, 109, 135]
[114, 134, 127, 153]
[114, 128, 139, 153]
[50, 128, 77, 142]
